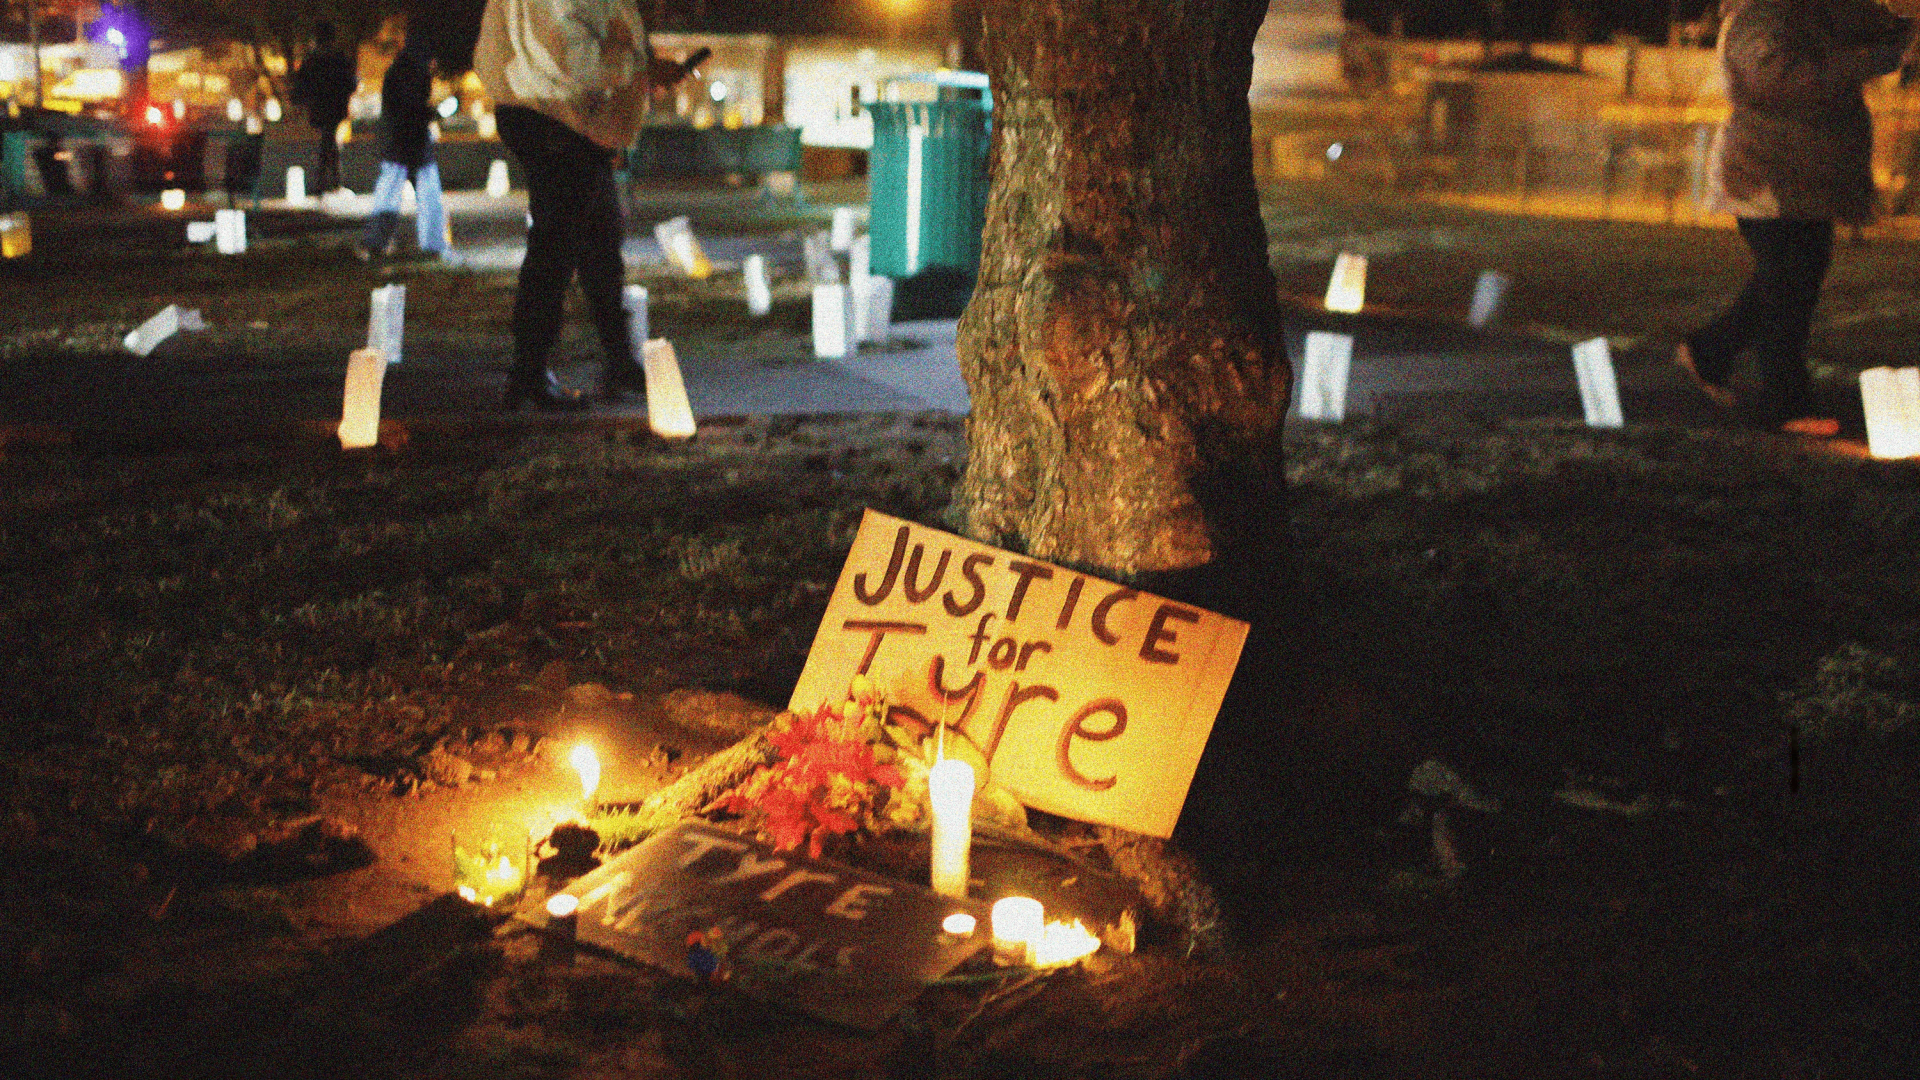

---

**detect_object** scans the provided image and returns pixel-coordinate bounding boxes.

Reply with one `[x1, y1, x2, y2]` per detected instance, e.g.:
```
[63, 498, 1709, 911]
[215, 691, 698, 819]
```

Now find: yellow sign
[791, 510, 1249, 838]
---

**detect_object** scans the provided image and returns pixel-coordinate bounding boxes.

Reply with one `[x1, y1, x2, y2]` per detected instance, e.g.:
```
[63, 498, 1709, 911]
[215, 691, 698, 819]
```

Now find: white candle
[990, 896, 1044, 965]
[928, 758, 974, 898]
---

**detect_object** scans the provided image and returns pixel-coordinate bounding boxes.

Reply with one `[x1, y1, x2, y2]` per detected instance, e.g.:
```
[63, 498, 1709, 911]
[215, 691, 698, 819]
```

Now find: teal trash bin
[868, 95, 990, 279]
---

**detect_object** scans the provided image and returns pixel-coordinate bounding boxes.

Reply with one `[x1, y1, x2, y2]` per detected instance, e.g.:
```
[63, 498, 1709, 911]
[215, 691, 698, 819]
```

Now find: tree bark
[952, 0, 1293, 630]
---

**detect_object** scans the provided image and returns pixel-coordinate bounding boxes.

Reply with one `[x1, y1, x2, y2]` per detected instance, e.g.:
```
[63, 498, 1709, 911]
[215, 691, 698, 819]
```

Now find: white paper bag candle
[486, 159, 510, 198]
[743, 254, 772, 317]
[1572, 337, 1625, 429]
[338, 347, 388, 450]
[641, 339, 697, 440]
[367, 284, 406, 366]
[830, 206, 858, 252]
[1324, 252, 1367, 313]
[623, 285, 650, 357]
[1468, 269, 1512, 329]
[1296, 331, 1354, 421]
[928, 758, 975, 898]
[864, 277, 894, 345]
[804, 231, 839, 285]
[991, 896, 1044, 966]
[653, 216, 711, 279]
[850, 234, 873, 340]
[285, 165, 308, 204]
[1, 212, 32, 259]
[124, 305, 183, 356]
[186, 220, 216, 243]
[214, 209, 246, 254]
[1860, 366, 1920, 459]
[812, 283, 850, 359]
[160, 188, 186, 211]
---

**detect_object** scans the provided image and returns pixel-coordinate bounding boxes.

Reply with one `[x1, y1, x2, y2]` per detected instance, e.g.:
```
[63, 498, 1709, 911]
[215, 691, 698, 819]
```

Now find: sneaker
[1674, 342, 1735, 408]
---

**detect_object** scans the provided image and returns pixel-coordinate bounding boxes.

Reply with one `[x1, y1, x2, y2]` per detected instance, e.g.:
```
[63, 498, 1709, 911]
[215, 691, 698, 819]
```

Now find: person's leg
[316, 128, 342, 194]
[1681, 217, 1772, 394]
[497, 107, 586, 410]
[567, 147, 638, 391]
[1744, 218, 1834, 425]
[363, 160, 407, 254]
[412, 160, 447, 256]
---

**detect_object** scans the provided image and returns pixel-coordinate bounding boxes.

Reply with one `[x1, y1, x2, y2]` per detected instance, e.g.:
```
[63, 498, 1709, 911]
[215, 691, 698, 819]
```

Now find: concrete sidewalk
[0, 186, 1798, 446]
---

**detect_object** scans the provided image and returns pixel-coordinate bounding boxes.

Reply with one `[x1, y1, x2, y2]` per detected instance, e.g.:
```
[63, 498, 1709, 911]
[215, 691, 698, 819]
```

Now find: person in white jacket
[475, 0, 690, 410]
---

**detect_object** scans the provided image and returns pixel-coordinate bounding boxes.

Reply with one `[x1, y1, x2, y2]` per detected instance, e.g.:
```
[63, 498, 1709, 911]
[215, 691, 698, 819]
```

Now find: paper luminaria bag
[790, 510, 1249, 838]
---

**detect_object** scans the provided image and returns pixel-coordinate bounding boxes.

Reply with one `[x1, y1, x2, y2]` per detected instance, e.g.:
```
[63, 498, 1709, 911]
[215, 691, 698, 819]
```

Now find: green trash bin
[868, 95, 990, 279]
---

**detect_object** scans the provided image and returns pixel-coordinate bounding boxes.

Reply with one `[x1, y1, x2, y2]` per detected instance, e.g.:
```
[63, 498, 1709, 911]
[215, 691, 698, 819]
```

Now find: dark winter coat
[291, 47, 357, 130]
[1709, 0, 1913, 223]
[379, 47, 436, 170]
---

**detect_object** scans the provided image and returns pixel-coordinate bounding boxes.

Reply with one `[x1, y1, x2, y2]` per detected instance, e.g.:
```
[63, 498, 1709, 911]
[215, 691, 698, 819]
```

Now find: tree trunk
[952, 0, 1293, 630]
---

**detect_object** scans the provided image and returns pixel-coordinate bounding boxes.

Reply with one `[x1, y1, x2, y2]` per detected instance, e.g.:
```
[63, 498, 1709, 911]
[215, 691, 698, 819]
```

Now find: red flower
[714, 689, 905, 858]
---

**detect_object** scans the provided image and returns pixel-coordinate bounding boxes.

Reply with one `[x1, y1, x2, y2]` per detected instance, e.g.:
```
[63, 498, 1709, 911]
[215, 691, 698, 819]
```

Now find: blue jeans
[363, 159, 446, 255]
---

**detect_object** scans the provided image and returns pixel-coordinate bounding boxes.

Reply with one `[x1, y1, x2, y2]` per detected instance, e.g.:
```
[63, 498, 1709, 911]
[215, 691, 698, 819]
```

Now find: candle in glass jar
[927, 757, 974, 898]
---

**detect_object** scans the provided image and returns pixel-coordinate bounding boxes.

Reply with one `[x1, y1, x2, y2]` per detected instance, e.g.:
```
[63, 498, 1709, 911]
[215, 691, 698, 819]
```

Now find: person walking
[1675, 0, 1915, 436]
[290, 21, 356, 196]
[361, 33, 448, 261]
[473, 0, 692, 411]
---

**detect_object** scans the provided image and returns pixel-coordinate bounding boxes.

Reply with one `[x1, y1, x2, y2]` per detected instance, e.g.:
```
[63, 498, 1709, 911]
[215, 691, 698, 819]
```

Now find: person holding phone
[474, 0, 700, 410]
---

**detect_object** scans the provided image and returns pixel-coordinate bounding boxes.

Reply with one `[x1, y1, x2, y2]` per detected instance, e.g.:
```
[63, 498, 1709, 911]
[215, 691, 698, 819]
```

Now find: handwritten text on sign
[792, 511, 1249, 837]
[548, 821, 988, 1030]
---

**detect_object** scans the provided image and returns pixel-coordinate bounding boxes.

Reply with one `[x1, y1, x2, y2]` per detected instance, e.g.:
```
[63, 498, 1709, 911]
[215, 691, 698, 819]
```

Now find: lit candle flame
[1032, 919, 1101, 968]
[570, 743, 601, 803]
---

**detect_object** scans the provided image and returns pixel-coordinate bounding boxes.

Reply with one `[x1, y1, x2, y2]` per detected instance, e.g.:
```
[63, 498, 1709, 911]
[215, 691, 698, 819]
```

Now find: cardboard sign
[792, 511, 1249, 838]
[542, 821, 989, 1030]
[1572, 337, 1624, 429]
[1295, 331, 1353, 422]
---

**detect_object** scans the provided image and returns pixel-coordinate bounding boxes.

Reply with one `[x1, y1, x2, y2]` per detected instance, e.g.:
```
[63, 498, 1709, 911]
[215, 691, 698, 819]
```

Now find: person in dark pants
[1676, 0, 1914, 435]
[474, 0, 693, 411]
[494, 106, 631, 407]
[290, 21, 356, 195]
[361, 35, 447, 260]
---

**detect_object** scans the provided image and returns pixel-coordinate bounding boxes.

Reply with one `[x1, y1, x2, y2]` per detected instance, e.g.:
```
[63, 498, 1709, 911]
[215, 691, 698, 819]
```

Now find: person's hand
[649, 56, 691, 89]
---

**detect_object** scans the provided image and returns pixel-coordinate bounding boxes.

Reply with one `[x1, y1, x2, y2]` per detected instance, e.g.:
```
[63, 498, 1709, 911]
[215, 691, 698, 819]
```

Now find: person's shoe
[1674, 342, 1736, 408]
[600, 364, 647, 400]
[1778, 416, 1839, 438]
[504, 370, 588, 413]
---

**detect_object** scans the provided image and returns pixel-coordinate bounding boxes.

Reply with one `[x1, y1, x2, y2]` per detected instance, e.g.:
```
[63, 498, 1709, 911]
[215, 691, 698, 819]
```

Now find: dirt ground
[2, 179, 1918, 1079]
